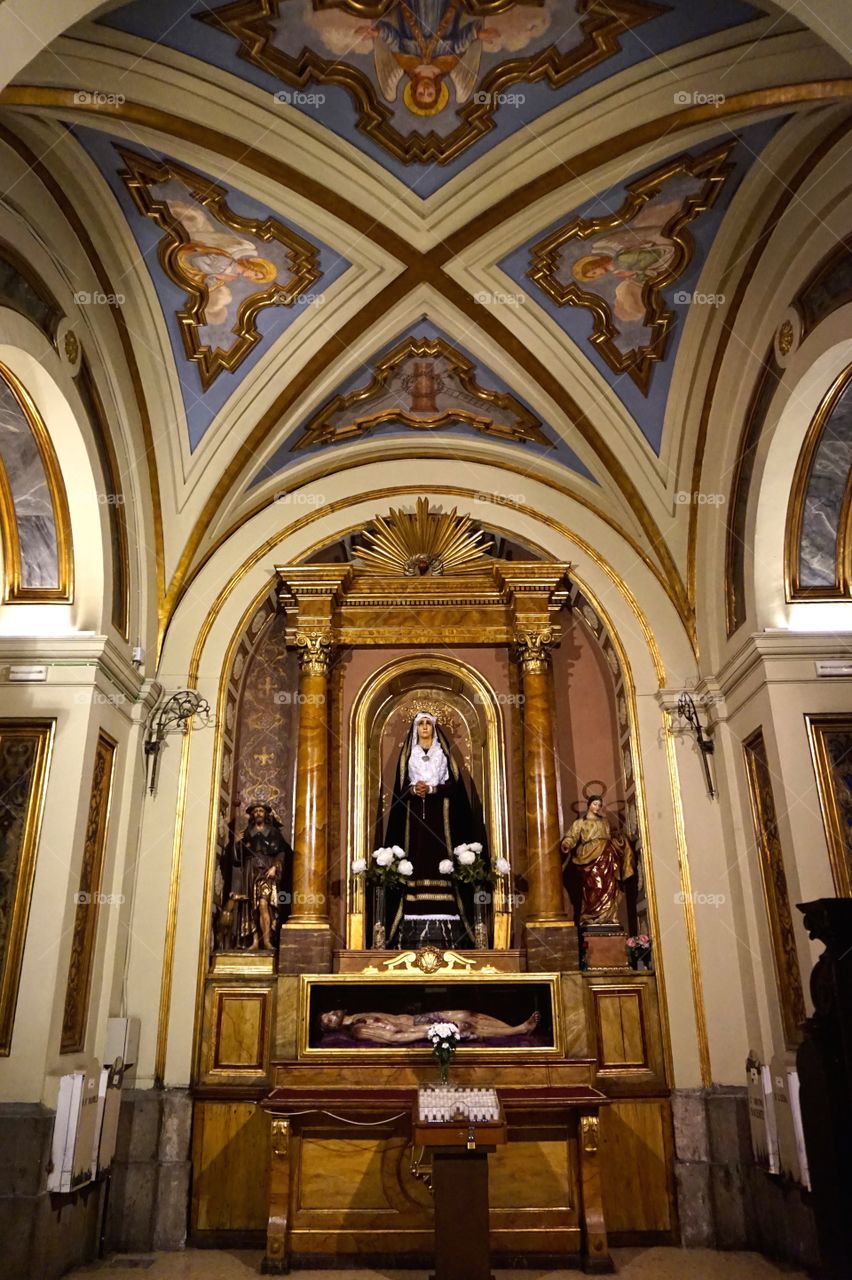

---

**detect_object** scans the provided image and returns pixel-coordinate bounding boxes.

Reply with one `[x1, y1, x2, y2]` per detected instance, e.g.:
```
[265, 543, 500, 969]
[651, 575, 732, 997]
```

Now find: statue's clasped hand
[413, 781, 430, 796]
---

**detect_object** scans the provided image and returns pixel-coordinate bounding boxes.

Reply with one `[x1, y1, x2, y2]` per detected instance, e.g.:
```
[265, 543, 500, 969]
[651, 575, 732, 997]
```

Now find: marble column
[279, 631, 333, 973]
[515, 628, 577, 971]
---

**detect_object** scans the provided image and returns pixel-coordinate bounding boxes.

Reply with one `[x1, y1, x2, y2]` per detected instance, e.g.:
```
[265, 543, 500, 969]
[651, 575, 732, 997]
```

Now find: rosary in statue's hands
[413, 780, 430, 796]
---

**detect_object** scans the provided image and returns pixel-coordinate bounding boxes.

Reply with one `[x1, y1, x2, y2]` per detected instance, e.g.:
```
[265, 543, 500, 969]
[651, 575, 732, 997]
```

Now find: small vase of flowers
[427, 1021, 461, 1084]
[351, 847, 413, 948]
[626, 934, 652, 970]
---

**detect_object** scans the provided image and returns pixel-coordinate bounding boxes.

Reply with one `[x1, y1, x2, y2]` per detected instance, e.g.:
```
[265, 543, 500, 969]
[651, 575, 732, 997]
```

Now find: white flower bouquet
[351, 846, 412, 888]
[426, 1020, 461, 1083]
[451, 842, 490, 884]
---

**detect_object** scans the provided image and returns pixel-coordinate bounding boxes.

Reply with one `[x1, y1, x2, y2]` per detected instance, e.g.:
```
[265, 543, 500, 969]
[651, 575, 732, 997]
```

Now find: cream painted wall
[707, 635, 852, 1068]
[0, 639, 146, 1104]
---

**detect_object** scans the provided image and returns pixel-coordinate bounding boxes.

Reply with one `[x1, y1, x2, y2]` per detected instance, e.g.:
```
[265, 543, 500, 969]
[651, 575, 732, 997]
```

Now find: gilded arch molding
[785, 360, 852, 601]
[0, 361, 73, 602]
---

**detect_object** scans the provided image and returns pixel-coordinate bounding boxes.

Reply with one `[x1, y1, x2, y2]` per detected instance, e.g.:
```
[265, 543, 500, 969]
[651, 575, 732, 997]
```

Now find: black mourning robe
[383, 725, 479, 948]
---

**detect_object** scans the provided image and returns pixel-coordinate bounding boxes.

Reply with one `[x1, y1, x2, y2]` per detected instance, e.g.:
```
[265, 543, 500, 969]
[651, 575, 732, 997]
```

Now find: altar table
[260, 1080, 612, 1274]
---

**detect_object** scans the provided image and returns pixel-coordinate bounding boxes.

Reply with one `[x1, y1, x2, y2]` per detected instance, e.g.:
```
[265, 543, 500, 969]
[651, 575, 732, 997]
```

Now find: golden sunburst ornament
[353, 498, 493, 576]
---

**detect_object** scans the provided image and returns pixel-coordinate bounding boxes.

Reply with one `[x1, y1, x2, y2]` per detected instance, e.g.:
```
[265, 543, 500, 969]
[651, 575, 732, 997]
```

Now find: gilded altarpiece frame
[60, 730, 117, 1054]
[347, 654, 511, 949]
[806, 713, 852, 897]
[0, 720, 54, 1055]
[742, 728, 807, 1048]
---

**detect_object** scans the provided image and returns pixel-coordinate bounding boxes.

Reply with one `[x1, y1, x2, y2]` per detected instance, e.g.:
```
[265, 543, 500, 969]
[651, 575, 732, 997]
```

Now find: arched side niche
[210, 589, 299, 955]
[0, 360, 72, 601]
[346, 653, 511, 944]
[0, 320, 110, 635]
[785, 361, 852, 599]
[725, 236, 852, 637]
[555, 581, 645, 936]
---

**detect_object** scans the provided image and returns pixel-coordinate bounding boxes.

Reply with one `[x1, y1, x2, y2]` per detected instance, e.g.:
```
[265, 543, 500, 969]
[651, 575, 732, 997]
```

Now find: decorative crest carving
[382, 947, 478, 973]
[353, 497, 493, 576]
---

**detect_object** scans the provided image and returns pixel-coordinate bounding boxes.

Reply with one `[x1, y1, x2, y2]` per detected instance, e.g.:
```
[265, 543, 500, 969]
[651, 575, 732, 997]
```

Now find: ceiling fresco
[73, 126, 349, 451]
[500, 118, 786, 452]
[248, 317, 596, 488]
[97, 0, 764, 196]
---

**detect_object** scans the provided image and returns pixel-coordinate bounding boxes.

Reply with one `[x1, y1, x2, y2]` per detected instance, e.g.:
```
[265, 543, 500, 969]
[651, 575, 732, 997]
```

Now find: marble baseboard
[105, 1088, 192, 1253]
[0, 1103, 103, 1280]
[671, 1087, 818, 1269]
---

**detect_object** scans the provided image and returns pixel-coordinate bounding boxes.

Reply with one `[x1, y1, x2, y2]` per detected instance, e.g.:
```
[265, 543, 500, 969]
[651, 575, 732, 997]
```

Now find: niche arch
[346, 652, 511, 941]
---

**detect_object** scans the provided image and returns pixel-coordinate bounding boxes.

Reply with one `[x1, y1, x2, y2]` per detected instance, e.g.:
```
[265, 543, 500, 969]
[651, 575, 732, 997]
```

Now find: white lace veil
[407, 712, 449, 788]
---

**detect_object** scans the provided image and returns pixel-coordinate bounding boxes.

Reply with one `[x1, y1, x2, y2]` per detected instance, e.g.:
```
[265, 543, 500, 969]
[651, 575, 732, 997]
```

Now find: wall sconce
[676, 691, 716, 799]
[144, 688, 211, 796]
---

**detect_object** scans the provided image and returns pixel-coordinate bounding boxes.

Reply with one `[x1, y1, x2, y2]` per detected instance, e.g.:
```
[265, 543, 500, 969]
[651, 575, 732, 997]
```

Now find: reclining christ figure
[319, 1008, 540, 1044]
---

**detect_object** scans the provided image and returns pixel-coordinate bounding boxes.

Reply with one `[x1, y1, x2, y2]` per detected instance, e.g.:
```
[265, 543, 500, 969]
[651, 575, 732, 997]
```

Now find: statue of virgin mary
[383, 711, 478, 948]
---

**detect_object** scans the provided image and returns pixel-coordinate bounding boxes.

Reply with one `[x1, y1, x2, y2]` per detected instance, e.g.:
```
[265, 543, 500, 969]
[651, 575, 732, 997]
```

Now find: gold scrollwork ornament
[271, 1116, 291, 1158]
[512, 628, 556, 673]
[294, 632, 334, 674]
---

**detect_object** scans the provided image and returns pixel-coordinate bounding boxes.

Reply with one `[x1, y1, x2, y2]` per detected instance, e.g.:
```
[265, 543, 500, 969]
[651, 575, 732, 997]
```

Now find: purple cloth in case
[317, 1030, 548, 1049]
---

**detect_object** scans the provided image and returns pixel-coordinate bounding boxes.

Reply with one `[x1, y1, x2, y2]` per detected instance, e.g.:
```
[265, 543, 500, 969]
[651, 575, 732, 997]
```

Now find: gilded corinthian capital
[512, 627, 556, 673]
[294, 631, 334, 675]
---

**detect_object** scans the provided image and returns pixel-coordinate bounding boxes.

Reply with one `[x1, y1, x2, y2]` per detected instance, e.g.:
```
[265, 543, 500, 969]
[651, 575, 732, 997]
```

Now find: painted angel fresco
[202, 0, 662, 164]
[528, 143, 735, 392]
[569, 199, 682, 324]
[165, 200, 279, 327]
[306, 0, 553, 117]
[118, 149, 320, 389]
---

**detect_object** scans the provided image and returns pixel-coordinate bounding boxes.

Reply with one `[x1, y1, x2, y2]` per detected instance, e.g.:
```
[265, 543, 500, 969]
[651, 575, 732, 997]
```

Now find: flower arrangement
[352, 846, 413, 889]
[427, 1020, 461, 1084]
[626, 934, 652, 969]
[450, 842, 489, 884]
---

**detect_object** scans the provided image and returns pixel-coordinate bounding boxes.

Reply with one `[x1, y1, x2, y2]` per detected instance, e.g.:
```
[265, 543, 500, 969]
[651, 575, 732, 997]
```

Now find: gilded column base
[278, 923, 333, 974]
[524, 920, 579, 972]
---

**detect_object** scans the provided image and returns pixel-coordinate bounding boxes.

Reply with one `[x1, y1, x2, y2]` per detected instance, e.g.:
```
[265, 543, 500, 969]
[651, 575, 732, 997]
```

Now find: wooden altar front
[261, 1073, 611, 1274]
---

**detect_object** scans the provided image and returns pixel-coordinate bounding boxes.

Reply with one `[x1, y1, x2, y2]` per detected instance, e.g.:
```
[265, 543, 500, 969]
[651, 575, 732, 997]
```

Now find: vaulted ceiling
[1, 0, 850, 646]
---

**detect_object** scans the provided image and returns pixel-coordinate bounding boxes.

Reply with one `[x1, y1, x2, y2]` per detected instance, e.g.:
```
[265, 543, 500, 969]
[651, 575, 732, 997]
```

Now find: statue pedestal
[278, 923, 333, 974]
[582, 926, 629, 971]
[524, 921, 580, 972]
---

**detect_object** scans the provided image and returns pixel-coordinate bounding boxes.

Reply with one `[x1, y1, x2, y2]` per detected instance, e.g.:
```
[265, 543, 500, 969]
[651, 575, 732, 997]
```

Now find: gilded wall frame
[785, 361, 852, 602]
[806, 713, 852, 897]
[298, 971, 563, 1061]
[0, 362, 73, 603]
[0, 719, 54, 1055]
[742, 728, 807, 1048]
[528, 141, 735, 393]
[60, 729, 117, 1054]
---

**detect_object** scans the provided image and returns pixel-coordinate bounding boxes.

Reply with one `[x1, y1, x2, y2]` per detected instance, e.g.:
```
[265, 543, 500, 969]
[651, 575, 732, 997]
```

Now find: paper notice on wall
[787, 1066, 811, 1190]
[48, 1066, 99, 1193]
[771, 1052, 802, 1184]
[747, 1051, 779, 1173]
